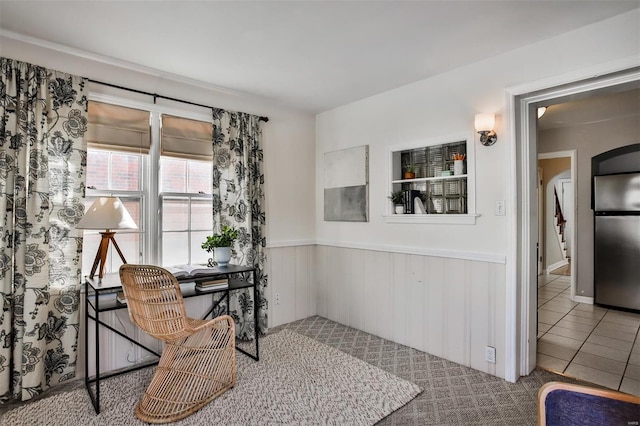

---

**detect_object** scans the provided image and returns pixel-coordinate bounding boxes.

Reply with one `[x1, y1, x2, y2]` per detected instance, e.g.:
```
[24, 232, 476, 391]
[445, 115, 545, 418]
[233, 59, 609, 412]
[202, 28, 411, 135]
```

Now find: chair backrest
[119, 264, 188, 342]
[538, 381, 640, 426]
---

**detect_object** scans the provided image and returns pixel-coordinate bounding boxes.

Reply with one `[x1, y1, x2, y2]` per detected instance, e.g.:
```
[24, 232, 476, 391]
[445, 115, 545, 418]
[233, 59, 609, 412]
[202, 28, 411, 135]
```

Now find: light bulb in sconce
[474, 113, 497, 146]
[537, 107, 547, 118]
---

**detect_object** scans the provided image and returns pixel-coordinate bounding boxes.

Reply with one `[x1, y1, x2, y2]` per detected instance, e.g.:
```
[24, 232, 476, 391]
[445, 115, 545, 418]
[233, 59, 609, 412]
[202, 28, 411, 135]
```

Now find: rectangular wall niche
[323, 145, 369, 222]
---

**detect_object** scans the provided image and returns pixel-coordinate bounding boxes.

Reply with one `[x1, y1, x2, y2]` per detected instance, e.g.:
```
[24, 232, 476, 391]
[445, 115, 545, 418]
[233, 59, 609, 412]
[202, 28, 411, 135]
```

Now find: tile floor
[537, 273, 640, 396]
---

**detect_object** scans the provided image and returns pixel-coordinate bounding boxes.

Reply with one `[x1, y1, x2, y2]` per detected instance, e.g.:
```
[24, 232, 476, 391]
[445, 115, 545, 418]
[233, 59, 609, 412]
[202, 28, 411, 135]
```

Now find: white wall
[315, 10, 640, 380]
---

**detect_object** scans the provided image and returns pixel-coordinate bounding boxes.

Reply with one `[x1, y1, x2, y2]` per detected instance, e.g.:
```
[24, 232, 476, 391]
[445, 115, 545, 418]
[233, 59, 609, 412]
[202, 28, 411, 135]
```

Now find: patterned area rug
[0, 330, 421, 426]
[273, 317, 596, 425]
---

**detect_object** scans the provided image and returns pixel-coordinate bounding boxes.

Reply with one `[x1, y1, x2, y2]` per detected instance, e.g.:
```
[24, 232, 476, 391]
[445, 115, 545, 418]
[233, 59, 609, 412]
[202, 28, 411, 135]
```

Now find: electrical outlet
[275, 292, 281, 305]
[495, 200, 505, 216]
[485, 346, 496, 364]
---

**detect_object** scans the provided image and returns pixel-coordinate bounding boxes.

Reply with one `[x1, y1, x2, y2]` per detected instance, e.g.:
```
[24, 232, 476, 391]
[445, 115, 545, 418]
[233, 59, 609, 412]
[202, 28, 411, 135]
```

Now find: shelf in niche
[392, 174, 467, 184]
[383, 213, 479, 225]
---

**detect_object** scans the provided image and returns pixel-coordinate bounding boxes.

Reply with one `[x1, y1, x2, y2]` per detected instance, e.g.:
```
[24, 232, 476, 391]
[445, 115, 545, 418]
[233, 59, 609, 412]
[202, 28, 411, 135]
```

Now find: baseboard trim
[546, 259, 568, 274]
[572, 295, 594, 304]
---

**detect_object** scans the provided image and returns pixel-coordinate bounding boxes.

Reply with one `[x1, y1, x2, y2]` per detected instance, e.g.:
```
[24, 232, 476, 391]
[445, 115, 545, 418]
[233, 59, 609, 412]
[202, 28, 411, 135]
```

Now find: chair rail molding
[315, 239, 506, 264]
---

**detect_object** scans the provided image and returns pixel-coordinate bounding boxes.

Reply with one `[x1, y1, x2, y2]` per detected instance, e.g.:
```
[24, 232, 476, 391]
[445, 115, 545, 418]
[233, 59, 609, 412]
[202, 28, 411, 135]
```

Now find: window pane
[81, 231, 140, 276]
[111, 232, 141, 269]
[84, 197, 142, 229]
[162, 232, 188, 266]
[81, 233, 101, 275]
[86, 150, 109, 189]
[160, 158, 187, 192]
[188, 160, 212, 194]
[190, 231, 211, 265]
[110, 153, 140, 191]
[122, 199, 142, 229]
[162, 199, 188, 231]
[191, 200, 213, 230]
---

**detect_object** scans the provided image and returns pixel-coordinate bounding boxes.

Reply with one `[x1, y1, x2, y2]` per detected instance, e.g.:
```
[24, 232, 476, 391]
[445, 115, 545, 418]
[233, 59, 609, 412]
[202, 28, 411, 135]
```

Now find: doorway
[537, 152, 575, 288]
[508, 66, 640, 385]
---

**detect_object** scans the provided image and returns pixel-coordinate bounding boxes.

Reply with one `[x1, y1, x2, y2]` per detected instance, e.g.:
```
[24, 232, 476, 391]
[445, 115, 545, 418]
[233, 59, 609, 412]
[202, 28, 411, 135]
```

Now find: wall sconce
[474, 113, 497, 146]
[537, 107, 547, 118]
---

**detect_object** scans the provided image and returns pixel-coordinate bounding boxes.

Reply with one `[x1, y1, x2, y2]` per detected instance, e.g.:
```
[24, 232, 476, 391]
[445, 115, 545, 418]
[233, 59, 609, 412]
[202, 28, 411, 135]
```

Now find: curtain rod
[88, 79, 269, 123]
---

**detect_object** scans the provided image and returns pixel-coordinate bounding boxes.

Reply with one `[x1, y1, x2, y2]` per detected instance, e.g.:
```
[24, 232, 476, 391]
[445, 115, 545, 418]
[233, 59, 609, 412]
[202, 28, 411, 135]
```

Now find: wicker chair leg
[134, 316, 236, 424]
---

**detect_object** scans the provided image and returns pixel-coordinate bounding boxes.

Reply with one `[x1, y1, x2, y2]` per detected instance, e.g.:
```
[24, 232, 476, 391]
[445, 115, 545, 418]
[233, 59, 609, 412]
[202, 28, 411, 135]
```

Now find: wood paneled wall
[314, 245, 506, 378]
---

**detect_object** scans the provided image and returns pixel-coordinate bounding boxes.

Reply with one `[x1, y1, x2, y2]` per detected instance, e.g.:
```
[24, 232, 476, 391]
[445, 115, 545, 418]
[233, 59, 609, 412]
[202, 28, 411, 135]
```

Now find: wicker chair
[119, 264, 236, 424]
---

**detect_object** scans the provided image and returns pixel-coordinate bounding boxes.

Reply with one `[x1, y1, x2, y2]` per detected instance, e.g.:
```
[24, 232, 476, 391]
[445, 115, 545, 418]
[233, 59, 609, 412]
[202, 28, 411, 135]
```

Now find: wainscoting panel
[81, 244, 504, 379]
[84, 294, 213, 377]
[267, 245, 317, 328]
[314, 245, 507, 378]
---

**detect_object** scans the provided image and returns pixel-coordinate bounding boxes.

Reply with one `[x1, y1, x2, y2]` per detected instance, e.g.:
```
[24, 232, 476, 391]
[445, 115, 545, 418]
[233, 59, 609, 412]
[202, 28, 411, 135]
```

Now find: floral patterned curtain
[212, 109, 267, 340]
[0, 58, 87, 402]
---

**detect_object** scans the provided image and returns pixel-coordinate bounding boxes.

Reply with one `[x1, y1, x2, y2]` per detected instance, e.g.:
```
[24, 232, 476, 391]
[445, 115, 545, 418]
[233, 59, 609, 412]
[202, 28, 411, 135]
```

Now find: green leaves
[201, 225, 239, 252]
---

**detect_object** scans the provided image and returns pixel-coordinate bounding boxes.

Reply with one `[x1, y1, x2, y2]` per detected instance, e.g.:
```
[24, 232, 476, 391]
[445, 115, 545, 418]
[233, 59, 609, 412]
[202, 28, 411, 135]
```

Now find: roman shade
[161, 114, 213, 161]
[87, 101, 151, 153]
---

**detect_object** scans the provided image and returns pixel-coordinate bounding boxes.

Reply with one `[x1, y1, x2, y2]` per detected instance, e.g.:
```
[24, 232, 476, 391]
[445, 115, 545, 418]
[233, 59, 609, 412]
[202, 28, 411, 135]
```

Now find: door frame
[538, 151, 576, 296]
[504, 59, 640, 382]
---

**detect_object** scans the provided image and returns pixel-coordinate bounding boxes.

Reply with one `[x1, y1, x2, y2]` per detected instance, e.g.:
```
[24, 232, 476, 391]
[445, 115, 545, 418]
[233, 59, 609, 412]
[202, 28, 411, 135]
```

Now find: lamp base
[90, 231, 128, 279]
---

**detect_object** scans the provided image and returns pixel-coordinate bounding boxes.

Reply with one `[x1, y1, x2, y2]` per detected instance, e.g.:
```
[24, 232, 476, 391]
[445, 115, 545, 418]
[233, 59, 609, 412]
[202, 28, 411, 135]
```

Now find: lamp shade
[474, 113, 495, 132]
[76, 197, 138, 230]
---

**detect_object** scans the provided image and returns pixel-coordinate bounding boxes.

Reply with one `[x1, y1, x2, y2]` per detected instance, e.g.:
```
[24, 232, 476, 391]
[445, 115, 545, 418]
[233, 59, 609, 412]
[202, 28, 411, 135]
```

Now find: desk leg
[95, 287, 100, 413]
[226, 288, 230, 317]
[84, 281, 89, 401]
[254, 269, 259, 361]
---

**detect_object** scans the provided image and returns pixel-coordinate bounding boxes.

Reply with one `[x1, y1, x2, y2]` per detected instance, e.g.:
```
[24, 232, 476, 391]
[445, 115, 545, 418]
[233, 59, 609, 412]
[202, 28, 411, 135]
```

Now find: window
[159, 114, 214, 266]
[161, 195, 212, 266]
[83, 148, 146, 274]
[83, 101, 150, 275]
[82, 101, 215, 275]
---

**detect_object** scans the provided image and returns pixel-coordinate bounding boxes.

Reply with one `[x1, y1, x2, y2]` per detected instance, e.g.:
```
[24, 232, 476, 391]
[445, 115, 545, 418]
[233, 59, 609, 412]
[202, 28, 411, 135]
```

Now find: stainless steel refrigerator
[593, 172, 640, 311]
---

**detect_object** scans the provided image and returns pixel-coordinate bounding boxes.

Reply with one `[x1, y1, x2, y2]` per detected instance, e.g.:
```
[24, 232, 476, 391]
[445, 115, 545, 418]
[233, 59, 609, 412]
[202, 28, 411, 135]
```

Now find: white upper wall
[0, 36, 317, 244]
[315, 9, 639, 256]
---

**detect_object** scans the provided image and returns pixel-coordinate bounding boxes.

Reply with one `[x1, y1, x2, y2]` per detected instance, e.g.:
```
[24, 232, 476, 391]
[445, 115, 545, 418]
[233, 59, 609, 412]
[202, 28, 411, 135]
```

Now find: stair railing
[554, 187, 566, 241]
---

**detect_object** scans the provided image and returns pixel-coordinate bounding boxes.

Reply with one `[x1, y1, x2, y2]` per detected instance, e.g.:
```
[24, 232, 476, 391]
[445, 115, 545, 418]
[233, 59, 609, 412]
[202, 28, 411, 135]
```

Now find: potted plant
[389, 190, 404, 214]
[201, 225, 238, 267]
[404, 164, 416, 179]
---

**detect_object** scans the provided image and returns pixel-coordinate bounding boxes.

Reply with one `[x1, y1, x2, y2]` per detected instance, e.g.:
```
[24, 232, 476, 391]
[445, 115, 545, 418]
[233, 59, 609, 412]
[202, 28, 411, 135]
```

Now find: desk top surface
[85, 264, 255, 292]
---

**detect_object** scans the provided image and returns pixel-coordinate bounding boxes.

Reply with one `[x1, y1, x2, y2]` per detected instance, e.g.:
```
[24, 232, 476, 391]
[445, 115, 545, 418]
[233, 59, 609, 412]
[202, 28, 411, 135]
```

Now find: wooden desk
[84, 264, 258, 414]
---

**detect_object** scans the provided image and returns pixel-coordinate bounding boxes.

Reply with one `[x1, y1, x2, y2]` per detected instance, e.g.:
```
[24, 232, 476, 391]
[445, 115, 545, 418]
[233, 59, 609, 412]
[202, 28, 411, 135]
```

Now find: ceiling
[0, 1, 638, 113]
[538, 87, 640, 131]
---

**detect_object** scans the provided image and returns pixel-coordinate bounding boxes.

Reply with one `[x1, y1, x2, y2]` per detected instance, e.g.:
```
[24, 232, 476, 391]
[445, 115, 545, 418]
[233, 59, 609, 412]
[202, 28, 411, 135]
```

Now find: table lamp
[76, 196, 138, 279]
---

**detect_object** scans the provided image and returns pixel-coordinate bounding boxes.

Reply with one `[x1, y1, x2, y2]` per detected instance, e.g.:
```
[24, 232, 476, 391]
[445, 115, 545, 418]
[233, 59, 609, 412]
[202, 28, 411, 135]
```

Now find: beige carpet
[0, 330, 421, 426]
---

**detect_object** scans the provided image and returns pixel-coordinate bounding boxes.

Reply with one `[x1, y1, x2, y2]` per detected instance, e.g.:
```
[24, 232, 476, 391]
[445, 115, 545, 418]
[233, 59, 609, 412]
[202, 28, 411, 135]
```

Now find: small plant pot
[395, 205, 405, 214]
[404, 172, 416, 179]
[213, 247, 231, 267]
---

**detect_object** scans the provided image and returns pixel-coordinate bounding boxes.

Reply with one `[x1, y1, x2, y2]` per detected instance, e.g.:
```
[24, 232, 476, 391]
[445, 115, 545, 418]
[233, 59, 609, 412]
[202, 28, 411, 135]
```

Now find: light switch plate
[495, 200, 505, 216]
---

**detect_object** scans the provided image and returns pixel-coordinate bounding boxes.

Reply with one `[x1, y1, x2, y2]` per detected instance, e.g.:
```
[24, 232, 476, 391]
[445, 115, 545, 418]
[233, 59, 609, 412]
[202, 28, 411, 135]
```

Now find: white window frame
[86, 92, 214, 268]
[159, 193, 213, 266]
[84, 145, 148, 274]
